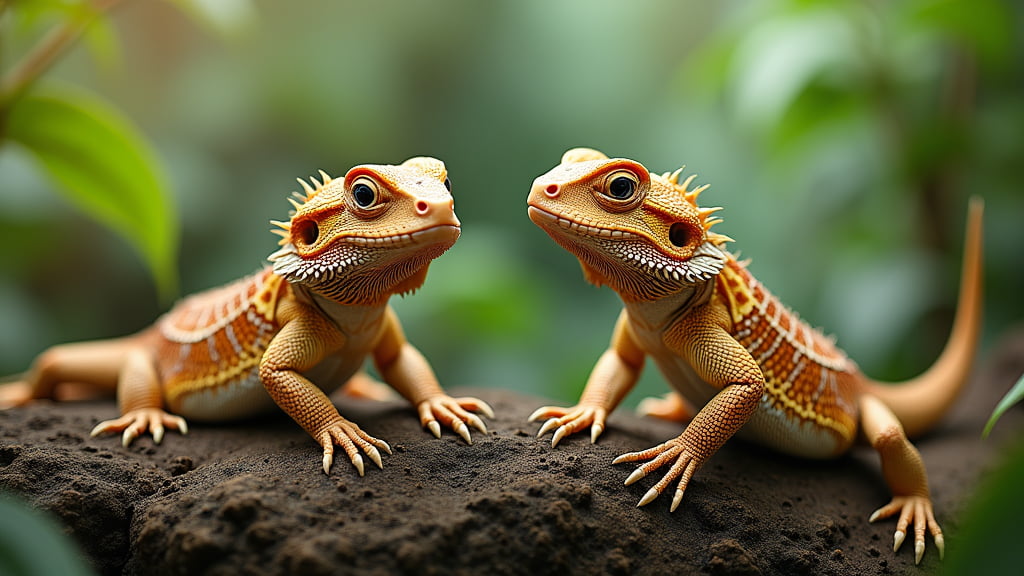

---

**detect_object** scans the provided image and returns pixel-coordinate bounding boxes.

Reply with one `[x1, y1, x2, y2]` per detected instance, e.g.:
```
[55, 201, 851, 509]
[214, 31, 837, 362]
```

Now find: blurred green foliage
[0, 493, 96, 576]
[941, 435, 1024, 575]
[0, 0, 1021, 412]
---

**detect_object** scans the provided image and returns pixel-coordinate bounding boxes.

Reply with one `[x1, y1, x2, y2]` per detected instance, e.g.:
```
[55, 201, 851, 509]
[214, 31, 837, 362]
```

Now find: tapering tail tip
[865, 197, 984, 438]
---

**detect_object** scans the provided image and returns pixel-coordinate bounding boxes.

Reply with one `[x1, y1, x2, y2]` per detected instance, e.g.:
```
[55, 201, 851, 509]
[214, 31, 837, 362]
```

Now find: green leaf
[983, 371, 1024, 438]
[0, 494, 96, 576]
[4, 86, 179, 300]
[942, 437, 1024, 575]
[166, 0, 257, 39]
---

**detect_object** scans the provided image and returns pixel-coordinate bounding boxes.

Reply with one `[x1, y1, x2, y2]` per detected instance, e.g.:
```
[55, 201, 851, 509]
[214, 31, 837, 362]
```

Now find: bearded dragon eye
[608, 176, 636, 200]
[352, 183, 376, 208]
[443, 177, 451, 192]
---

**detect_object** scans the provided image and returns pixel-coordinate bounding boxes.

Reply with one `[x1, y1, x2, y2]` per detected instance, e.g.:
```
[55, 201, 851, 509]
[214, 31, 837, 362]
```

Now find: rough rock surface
[2, 331, 1022, 576]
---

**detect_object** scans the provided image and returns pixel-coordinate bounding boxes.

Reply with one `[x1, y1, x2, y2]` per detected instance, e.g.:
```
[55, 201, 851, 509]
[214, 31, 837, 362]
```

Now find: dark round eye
[294, 219, 319, 246]
[352, 182, 376, 208]
[669, 223, 692, 248]
[443, 177, 451, 192]
[608, 176, 636, 200]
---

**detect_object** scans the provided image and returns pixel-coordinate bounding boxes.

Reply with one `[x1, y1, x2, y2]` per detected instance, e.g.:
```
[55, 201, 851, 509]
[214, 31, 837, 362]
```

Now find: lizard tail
[864, 197, 984, 438]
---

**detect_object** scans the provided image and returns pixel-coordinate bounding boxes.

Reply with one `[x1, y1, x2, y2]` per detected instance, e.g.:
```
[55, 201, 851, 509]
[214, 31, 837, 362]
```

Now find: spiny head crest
[655, 169, 733, 246]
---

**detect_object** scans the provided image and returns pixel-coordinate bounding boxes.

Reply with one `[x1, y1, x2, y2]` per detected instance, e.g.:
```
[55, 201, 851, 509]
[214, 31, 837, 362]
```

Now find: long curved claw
[319, 417, 390, 476]
[417, 395, 492, 445]
[529, 403, 607, 448]
[869, 495, 943, 565]
[90, 408, 189, 447]
[614, 438, 699, 512]
[121, 427, 139, 448]
[453, 421, 472, 445]
[537, 418, 559, 437]
[637, 487, 660, 507]
[551, 426, 570, 448]
[528, 406, 559, 422]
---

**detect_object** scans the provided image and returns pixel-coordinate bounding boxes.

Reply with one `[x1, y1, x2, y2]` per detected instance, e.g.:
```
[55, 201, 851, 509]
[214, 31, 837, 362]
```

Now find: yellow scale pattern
[155, 268, 287, 407]
[716, 259, 860, 448]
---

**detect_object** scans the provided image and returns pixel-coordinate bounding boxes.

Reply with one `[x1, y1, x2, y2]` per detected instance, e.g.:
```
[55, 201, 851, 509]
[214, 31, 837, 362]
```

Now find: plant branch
[0, 0, 125, 109]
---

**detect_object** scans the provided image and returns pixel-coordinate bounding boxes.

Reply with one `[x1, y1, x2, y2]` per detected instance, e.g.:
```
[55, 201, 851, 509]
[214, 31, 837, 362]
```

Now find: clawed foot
[90, 408, 189, 446]
[869, 495, 944, 564]
[317, 417, 393, 476]
[528, 403, 607, 447]
[417, 395, 494, 445]
[613, 438, 701, 512]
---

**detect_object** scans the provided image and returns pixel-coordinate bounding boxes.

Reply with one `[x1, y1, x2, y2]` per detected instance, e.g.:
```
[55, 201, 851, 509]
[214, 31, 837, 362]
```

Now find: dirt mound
[2, 331, 1022, 575]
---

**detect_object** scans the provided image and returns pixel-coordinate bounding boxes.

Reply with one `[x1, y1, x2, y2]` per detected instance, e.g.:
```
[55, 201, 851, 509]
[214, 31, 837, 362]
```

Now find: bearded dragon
[526, 148, 982, 565]
[0, 157, 492, 476]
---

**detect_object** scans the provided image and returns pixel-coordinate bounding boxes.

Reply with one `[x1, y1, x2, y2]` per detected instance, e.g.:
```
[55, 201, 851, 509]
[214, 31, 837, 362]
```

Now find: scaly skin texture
[527, 148, 983, 565]
[1, 157, 493, 477]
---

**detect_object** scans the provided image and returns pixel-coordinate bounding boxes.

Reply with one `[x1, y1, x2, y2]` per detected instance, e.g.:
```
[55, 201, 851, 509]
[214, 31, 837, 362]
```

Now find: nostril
[545, 184, 559, 197]
[415, 200, 430, 215]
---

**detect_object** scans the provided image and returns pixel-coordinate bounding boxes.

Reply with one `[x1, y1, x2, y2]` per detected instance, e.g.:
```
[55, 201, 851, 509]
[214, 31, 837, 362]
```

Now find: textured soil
[1, 331, 1023, 576]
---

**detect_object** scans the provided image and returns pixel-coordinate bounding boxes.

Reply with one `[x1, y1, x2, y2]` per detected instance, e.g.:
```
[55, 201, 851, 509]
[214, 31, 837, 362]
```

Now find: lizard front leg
[614, 307, 764, 511]
[531, 310, 645, 446]
[373, 308, 493, 444]
[259, 312, 390, 476]
[860, 394, 944, 564]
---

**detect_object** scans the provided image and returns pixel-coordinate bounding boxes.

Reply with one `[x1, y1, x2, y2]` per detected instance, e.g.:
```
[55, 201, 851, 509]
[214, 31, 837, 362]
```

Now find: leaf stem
[0, 0, 125, 110]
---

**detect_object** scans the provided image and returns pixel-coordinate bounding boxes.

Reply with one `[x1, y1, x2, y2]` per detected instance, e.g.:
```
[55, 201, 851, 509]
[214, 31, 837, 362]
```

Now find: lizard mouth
[528, 206, 727, 285]
[337, 224, 461, 248]
[527, 206, 638, 240]
[269, 224, 460, 285]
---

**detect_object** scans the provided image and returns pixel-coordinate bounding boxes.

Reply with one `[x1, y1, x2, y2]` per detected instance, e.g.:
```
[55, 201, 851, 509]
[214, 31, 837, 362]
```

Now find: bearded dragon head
[269, 157, 460, 305]
[527, 147, 731, 302]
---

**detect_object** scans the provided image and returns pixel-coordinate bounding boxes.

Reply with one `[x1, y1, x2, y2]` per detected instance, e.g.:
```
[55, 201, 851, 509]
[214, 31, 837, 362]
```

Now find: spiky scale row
[658, 167, 733, 246]
[271, 170, 337, 242]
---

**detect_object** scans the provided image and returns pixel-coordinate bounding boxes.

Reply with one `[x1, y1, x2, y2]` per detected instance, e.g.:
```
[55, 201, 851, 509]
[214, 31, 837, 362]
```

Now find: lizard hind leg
[90, 348, 188, 447]
[860, 394, 944, 565]
[0, 339, 134, 408]
[335, 371, 398, 402]
[637, 391, 695, 423]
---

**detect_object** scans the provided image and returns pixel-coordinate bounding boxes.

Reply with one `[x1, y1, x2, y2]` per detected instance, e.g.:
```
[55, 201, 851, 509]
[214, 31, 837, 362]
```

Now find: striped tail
[864, 197, 984, 438]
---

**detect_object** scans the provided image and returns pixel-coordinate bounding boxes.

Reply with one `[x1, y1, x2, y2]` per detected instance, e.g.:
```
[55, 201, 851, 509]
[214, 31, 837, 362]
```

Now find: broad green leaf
[166, 0, 257, 39]
[5, 86, 179, 300]
[983, 371, 1024, 438]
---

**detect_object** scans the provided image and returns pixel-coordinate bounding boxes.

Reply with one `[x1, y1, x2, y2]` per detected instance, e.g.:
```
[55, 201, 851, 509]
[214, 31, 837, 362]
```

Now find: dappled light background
[1, 0, 1021, 407]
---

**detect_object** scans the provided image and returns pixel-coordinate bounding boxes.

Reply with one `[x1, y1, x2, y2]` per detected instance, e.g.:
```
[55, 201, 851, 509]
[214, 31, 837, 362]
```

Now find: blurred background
[0, 0, 1021, 407]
